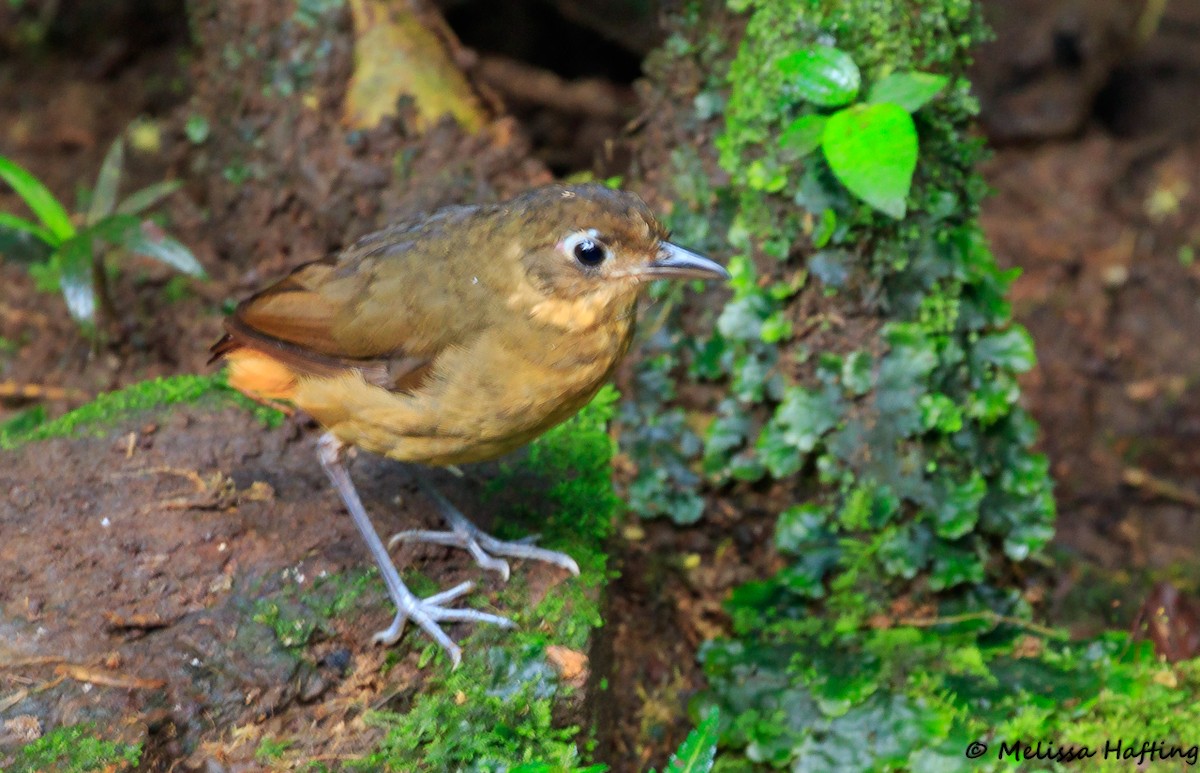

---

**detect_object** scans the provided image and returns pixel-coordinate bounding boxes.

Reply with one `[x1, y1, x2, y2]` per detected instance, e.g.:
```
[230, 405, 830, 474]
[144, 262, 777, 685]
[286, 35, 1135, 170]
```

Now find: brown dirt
[0, 403, 574, 767]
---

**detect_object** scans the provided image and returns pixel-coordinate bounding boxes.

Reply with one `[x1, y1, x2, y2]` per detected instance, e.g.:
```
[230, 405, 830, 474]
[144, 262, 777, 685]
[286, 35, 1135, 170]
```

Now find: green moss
[0, 372, 284, 450]
[252, 567, 378, 648]
[354, 386, 621, 771]
[7, 724, 141, 773]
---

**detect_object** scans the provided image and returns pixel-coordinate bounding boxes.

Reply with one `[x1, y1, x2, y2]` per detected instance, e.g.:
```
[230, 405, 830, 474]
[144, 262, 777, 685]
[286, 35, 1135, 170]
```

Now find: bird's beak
[638, 242, 731, 281]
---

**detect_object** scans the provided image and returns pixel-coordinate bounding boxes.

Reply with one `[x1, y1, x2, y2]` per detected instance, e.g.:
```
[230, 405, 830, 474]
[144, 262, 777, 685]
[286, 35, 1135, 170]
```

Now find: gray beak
[640, 241, 731, 281]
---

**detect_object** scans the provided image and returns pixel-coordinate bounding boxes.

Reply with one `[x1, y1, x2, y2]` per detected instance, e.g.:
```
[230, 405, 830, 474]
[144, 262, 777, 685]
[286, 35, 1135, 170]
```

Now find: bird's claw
[388, 527, 579, 580]
[388, 529, 512, 580]
[373, 580, 514, 667]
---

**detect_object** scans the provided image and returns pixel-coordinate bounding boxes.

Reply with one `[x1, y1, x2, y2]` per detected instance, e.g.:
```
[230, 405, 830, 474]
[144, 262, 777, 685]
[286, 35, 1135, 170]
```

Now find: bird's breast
[298, 305, 636, 466]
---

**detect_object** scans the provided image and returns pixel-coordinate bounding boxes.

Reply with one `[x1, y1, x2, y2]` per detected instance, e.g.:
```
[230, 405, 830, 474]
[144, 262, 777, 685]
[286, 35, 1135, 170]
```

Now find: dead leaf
[343, 0, 487, 133]
[545, 645, 588, 683]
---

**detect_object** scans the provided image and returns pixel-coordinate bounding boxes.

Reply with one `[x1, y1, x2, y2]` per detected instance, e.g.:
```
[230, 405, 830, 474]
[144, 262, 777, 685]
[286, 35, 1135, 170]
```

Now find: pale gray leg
[317, 433, 512, 668]
[387, 474, 581, 581]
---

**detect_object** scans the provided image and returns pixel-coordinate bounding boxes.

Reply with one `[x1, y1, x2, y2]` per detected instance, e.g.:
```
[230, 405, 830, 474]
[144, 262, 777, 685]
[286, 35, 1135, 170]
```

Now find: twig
[897, 610, 1067, 640]
[0, 688, 28, 714]
[0, 655, 67, 669]
[476, 56, 632, 119]
[108, 465, 208, 493]
[0, 381, 90, 402]
[54, 663, 166, 690]
[1123, 466, 1200, 508]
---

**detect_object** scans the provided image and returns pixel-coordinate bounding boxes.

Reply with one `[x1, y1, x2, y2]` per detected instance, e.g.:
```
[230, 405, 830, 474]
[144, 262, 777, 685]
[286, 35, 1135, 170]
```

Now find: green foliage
[0, 373, 284, 450]
[629, 0, 1067, 768]
[695, 0, 1054, 629]
[698, 621, 1200, 772]
[659, 709, 721, 773]
[720, 30, 948, 219]
[185, 114, 211, 144]
[7, 724, 141, 772]
[620, 345, 707, 524]
[618, 26, 737, 525]
[0, 133, 203, 337]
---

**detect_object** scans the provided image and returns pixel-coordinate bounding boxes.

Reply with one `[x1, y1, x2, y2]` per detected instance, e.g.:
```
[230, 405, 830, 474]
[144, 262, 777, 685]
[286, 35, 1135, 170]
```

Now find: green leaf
[117, 180, 182, 216]
[124, 221, 206, 277]
[822, 103, 918, 219]
[932, 471, 986, 539]
[87, 136, 125, 225]
[757, 386, 841, 478]
[866, 72, 949, 112]
[87, 213, 140, 244]
[973, 327, 1037, 373]
[779, 46, 861, 107]
[840, 351, 872, 396]
[929, 543, 985, 591]
[665, 708, 720, 773]
[0, 211, 54, 244]
[775, 504, 828, 554]
[745, 159, 787, 192]
[918, 393, 963, 433]
[760, 311, 793, 343]
[184, 114, 210, 144]
[781, 115, 828, 159]
[0, 156, 74, 242]
[56, 236, 97, 325]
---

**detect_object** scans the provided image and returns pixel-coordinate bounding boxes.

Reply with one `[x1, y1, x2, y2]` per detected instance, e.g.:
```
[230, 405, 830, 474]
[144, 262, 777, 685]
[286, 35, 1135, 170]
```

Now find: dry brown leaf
[343, 0, 487, 133]
[545, 645, 588, 683]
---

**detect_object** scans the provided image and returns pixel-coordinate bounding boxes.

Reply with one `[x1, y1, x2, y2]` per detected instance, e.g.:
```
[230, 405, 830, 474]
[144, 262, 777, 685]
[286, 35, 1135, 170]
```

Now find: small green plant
[255, 735, 294, 764]
[739, 45, 947, 218]
[657, 709, 721, 773]
[0, 133, 205, 335]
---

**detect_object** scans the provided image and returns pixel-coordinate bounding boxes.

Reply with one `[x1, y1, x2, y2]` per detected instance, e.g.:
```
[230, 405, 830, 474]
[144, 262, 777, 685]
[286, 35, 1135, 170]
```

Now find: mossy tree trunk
[625, 1, 1059, 767]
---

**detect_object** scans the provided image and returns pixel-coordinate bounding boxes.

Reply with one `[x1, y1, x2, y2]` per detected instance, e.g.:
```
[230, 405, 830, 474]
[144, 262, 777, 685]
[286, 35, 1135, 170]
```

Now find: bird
[211, 183, 729, 666]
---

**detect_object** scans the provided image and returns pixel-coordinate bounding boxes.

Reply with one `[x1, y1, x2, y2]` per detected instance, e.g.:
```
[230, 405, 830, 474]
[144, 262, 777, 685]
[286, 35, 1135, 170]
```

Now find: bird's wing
[213, 206, 496, 394]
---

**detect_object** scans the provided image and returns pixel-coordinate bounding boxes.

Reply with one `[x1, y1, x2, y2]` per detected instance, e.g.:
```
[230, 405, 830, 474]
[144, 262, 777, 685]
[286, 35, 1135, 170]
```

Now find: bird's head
[502, 184, 729, 323]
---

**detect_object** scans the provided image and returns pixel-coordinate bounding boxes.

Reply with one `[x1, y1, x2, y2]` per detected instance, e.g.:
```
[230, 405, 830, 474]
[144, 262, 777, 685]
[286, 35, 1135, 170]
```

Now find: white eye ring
[562, 229, 611, 268]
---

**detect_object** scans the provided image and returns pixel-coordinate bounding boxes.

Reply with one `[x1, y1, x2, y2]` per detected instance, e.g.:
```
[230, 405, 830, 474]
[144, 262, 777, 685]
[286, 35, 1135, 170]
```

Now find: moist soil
[0, 402, 577, 766]
[3, 1, 1200, 770]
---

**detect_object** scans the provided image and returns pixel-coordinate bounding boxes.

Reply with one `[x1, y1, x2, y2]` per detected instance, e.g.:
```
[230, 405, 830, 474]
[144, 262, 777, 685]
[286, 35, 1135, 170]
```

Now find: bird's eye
[563, 231, 610, 268]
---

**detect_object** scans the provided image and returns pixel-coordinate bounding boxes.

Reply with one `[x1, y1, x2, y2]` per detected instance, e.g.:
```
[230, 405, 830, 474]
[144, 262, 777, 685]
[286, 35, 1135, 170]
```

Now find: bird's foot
[388, 525, 580, 582]
[374, 580, 513, 667]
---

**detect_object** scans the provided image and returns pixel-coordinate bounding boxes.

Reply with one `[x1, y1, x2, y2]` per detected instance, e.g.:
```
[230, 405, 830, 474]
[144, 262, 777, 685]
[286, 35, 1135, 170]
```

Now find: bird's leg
[317, 433, 513, 667]
[387, 473, 581, 582]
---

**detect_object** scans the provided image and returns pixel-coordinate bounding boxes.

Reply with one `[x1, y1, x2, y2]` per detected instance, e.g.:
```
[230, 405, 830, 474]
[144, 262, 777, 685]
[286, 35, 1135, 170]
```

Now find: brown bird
[211, 183, 728, 665]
